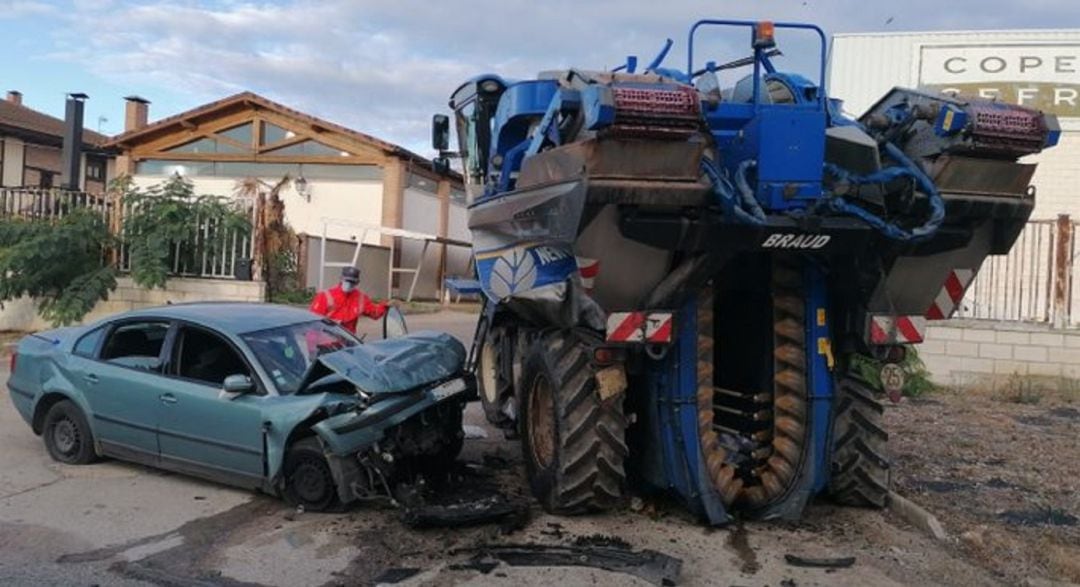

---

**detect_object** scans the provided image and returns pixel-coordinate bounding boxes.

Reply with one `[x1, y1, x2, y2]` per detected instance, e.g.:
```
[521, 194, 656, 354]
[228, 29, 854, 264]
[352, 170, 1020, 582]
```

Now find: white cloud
[29, 0, 1080, 152]
[0, 0, 57, 19]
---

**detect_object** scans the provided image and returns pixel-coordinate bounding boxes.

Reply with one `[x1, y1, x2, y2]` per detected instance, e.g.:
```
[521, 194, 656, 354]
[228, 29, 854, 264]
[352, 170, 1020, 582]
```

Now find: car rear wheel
[283, 437, 340, 512]
[43, 400, 97, 465]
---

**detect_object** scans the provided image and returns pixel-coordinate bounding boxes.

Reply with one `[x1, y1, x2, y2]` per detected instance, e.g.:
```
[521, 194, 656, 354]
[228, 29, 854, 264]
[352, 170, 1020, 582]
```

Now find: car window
[241, 320, 357, 394]
[100, 322, 170, 372]
[175, 327, 253, 388]
[73, 326, 106, 357]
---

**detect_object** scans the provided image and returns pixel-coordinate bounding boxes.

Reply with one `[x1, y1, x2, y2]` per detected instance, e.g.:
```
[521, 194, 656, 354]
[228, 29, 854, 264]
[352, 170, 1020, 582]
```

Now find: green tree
[0, 176, 255, 327]
[0, 209, 116, 326]
[122, 176, 252, 288]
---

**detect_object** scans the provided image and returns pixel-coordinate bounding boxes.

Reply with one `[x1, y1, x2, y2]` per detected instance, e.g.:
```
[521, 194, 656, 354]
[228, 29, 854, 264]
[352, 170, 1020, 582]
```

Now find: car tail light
[9, 351, 16, 373]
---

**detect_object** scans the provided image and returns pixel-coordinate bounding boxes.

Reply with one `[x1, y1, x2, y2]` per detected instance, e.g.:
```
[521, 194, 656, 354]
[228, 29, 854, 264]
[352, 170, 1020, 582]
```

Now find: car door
[157, 324, 266, 488]
[69, 319, 173, 463]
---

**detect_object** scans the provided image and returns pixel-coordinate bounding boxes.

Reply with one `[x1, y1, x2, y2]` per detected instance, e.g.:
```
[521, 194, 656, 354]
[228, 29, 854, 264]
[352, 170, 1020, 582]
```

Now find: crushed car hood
[313, 330, 466, 394]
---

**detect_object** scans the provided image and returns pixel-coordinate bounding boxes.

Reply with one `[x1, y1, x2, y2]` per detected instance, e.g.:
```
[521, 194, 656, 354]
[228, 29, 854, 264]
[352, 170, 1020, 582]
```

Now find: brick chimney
[6, 90, 22, 106]
[124, 95, 150, 132]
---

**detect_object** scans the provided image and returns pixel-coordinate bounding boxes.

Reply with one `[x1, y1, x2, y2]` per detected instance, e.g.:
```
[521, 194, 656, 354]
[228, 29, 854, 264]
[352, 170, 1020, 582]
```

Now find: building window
[264, 139, 346, 157]
[260, 121, 291, 146]
[218, 123, 254, 148]
[86, 157, 106, 181]
[166, 137, 245, 154]
[135, 159, 384, 181]
[407, 172, 438, 195]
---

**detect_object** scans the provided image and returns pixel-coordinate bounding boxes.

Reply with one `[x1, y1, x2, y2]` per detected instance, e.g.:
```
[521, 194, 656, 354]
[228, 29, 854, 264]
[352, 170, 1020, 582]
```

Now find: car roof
[119, 302, 318, 335]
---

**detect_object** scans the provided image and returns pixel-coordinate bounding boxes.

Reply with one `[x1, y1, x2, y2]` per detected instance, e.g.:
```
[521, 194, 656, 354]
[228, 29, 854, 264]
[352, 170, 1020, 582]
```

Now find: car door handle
[159, 393, 177, 405]
[83, 374, 99, 384]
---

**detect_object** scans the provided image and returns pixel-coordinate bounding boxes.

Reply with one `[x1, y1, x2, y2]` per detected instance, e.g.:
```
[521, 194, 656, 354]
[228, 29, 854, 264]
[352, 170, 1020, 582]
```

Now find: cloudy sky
[2, 0, 1076, 153]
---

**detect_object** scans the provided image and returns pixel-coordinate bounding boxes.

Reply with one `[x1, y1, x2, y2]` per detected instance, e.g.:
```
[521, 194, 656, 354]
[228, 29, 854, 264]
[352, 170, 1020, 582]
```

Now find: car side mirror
[432, 114, 450, 152]
[220, 374, 255, 399]
[383, 306, 408, 339]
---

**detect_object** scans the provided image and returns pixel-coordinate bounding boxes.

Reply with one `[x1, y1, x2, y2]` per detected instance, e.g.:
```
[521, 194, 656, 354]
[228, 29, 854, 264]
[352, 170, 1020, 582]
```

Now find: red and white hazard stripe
[607, 311, 674, 344]
[926, 269, 975, 320]
[577, 257, 600, 293]
[868, 315, 926, 345]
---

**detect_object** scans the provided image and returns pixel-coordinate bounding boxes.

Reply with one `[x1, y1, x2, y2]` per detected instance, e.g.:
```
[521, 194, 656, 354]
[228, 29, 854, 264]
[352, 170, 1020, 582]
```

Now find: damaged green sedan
[6, 303, 472, 511]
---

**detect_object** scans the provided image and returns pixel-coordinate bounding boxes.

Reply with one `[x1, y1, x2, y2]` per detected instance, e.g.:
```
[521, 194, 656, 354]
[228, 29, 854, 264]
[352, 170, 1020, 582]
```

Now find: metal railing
[0, 188, 112, 220]
[116, 199, 255, 280]
[0, 187, 255, 281]
[956, 215, 1078, 328]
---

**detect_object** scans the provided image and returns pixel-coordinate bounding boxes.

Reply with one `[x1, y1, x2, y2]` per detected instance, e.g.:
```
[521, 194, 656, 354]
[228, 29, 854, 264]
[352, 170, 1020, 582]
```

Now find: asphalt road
[0, 310, 996, 586]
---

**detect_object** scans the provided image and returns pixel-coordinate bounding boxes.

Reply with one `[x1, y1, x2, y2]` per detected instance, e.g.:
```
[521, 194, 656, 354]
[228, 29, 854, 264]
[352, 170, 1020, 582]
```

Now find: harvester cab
[435, 19, 1059, 524]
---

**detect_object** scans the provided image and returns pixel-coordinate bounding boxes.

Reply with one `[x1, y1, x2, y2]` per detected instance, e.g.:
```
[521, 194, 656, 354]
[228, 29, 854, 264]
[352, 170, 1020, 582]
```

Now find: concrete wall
[920, 319, 1080, 385]
[0, 277, 266, 332]
[1, 138, 25, 186]
[400, 187, 441, 300]
[131, 175, 384, 244]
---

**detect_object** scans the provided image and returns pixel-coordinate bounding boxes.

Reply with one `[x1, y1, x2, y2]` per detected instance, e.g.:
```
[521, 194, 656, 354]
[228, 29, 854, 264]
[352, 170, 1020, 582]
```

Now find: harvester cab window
[451, 81, 501, 201]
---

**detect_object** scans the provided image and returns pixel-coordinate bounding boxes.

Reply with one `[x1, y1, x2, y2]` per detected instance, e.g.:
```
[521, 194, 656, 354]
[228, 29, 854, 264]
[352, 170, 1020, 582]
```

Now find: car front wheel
[43, 400, 97, 465]
[282, 437, 340, 512]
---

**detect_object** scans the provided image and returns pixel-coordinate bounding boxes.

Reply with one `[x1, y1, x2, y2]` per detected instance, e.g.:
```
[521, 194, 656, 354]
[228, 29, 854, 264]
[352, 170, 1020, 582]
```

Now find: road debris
[458, 543, 682, 586]
[888, 491, 948, 541]
[400, 489, 529, 530]
[372, 567, 421, 584]
[783, 554, 856, 569]
[396, 462, 530, 531]
[998, 509, 1078, 527]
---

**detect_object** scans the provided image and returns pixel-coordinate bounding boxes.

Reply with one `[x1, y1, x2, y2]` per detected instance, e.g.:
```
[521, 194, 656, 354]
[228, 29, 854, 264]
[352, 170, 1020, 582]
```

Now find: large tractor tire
[519, 330, 628, 514]
[477, 324, 514, 429]
[829, 373, 891, 508]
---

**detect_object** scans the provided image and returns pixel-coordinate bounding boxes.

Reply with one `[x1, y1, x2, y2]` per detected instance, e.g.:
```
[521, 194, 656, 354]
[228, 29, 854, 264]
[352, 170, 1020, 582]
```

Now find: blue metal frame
[804, 262, 834, 493]
[687, 19, 828, 101]
[649, 294, 731, 525]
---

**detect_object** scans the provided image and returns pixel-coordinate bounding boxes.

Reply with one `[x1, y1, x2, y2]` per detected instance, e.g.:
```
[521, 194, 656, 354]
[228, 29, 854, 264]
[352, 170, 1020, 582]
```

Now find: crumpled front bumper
[312, 374, 473, 456]
[311, 374, 474, 503]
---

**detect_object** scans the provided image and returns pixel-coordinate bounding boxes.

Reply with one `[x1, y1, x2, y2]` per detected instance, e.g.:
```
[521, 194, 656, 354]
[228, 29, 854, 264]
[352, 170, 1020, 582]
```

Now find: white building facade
[828, 29, 1079, 220]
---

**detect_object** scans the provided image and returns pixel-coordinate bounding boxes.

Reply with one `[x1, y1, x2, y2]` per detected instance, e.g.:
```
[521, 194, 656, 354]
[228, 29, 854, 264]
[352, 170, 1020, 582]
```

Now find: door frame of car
[74, 317, 175, 465]
[155, 320, 272, 488]
[82, 315, 281, 490]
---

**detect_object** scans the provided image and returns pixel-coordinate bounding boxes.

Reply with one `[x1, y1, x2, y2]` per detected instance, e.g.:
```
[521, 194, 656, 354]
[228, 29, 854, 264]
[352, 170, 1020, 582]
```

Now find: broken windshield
[241, 320, 358, 394]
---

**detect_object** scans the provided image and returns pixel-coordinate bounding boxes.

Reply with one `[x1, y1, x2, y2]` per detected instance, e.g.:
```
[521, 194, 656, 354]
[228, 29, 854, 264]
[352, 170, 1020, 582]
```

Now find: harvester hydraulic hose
[701, 158, 765, 225]
[733, 160, 767, 223]
[821, 143, 944, 241]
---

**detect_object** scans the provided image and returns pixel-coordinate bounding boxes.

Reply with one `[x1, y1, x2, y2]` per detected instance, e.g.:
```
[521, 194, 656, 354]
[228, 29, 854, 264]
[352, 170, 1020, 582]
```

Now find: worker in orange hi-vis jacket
[309, 266, 389, 333]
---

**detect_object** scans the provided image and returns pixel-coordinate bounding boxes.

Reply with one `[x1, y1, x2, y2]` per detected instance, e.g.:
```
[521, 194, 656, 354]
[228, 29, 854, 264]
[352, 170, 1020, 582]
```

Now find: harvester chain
[697, 259, 809, 509]
[829, 373, 891, 508]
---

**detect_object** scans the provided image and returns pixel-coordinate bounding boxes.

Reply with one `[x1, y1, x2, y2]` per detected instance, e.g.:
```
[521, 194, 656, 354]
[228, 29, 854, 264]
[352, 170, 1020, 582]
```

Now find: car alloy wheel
[283, 437, 340, 512]
[52, 416, 80, 457]
[291, 459, 332, 505]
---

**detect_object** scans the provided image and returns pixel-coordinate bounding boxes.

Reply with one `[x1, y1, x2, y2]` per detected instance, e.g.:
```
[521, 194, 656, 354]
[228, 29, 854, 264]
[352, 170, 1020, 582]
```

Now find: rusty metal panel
[1054, 215, 1074, 327]
[1071, 220, 1080, 327]
[518, 139, 705, 185]
[931, 156, 1037, 198]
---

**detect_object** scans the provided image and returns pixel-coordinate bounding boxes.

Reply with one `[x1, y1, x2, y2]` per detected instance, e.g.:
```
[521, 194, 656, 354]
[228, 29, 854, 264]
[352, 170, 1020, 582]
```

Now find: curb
[889, 491, 948, 541]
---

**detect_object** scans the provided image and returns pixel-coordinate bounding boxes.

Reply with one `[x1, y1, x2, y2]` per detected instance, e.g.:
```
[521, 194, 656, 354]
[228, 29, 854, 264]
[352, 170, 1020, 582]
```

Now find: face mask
[341, 282, 356, 293]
